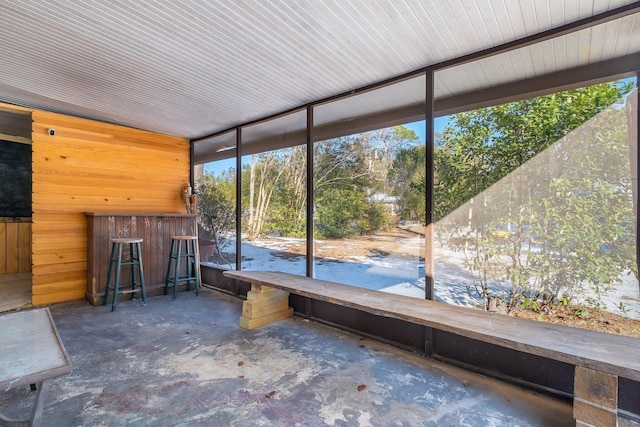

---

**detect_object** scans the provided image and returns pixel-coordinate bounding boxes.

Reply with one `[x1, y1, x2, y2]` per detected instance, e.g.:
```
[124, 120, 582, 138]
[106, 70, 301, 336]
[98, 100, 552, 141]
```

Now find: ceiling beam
[435, 52, 640, 117]
[433, 2, 640, 72]
[195, 52, 640, 164]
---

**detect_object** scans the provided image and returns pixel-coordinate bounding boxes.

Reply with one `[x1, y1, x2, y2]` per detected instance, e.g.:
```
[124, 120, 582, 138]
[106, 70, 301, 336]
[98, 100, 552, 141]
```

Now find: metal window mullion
[425, 70, 435, 301]
[236, 127, 242, 271]
[306, 106, 314, 278]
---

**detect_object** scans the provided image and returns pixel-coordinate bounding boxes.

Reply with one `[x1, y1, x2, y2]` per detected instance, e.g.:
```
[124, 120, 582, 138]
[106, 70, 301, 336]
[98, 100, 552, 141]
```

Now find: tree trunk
[627, 88, 638, 286]
[248, 155, 257, 239]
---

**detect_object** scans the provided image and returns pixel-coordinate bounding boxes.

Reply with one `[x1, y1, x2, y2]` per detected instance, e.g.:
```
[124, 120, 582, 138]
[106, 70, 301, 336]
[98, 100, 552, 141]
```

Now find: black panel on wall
[619, 377, 640, 415]
[0, 140, 32, 217]
[433, 329, 574, 395]
[291, 295, 427, 352]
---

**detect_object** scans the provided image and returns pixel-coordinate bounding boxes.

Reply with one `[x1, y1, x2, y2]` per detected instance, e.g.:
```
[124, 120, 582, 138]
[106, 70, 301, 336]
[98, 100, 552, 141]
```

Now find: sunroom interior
[1, 1, 640, 425]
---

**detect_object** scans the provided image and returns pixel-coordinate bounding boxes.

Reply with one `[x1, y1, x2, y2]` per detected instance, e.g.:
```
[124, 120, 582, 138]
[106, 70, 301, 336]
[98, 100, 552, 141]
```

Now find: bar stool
[103, 237, 147, 312]
[165, 236, 201, 299]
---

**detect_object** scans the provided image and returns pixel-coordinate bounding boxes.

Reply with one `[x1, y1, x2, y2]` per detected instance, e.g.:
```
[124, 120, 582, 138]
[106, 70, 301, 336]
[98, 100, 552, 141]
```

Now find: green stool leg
[185, 240, 192, 292]
[136, 242, 147, 305]
[103, 242, 117, 307]
[191, 239, 201, 296]
[112, 244, 123, 312]
[129, 243, 136, 295]
[164, 239, 176, 296]
[173, 240, 182, 300]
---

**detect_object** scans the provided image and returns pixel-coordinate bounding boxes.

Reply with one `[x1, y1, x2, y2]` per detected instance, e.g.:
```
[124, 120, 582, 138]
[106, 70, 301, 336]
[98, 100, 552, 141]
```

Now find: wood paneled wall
[31, 110, 190, 305]
[0, 218, 31, 274]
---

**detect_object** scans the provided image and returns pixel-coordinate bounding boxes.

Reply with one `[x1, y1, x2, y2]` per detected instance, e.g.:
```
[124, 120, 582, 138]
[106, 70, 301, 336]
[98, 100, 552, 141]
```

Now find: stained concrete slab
[0, 272, 32, 313]
[0, 288, 574, 426]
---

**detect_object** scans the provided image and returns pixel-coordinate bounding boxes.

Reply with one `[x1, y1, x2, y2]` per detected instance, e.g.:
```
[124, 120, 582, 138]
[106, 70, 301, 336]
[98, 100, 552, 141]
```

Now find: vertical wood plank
[573, 398, 617, 427]
[121, 215, 135, 285]
[152, 217, 159, 287]
[160, 217, 169, 286]
[573, 366, 618, 427]
[86, 215, 96, 297]
[574, 366, 618, 409]
[6, 223, 19, 274]
[141, 216, 149, 286]
[0, 223, 6, 274]
[156, 216, 164, 287]
[18, 222, 31, 273]
[131, 215, 139, 287]
[99, 216, 110, 294]
[114, 215, 123, 238]
[97, 216, 105, 295]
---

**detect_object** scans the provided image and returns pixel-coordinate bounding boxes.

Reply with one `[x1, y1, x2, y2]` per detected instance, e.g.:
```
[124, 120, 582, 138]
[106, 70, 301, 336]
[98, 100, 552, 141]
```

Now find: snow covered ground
[204, 236, 640, 320]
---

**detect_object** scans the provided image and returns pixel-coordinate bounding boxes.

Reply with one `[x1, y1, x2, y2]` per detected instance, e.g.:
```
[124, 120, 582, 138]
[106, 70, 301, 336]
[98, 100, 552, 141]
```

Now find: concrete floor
[0, 272, 31, 313]
[0, 287, 575, 426]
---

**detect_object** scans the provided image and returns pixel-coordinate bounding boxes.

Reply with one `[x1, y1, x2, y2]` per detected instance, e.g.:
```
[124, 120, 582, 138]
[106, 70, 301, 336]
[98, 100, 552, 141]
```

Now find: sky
[203, 117, 450, 176]
[203, 76, 638, 176]
[404, 116, 450, 144]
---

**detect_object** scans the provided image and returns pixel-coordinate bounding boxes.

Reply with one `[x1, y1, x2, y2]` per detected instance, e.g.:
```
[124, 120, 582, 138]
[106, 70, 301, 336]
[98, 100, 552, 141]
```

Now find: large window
[194, 131, 237, 269]
[433, 77, 640, 336]
[312, 76, 426, 296]
[240, 111, 307, 275]
[192, 45, 639, 339]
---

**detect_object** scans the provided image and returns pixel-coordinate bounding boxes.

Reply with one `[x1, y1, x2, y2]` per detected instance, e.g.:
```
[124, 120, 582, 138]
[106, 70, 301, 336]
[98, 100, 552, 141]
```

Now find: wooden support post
[239, 283, 293, 329]
[573, 366, 618, 427]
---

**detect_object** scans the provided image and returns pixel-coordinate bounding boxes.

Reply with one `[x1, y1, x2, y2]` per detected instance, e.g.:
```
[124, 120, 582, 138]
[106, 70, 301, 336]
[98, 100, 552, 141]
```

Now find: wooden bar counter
[85, 212, 196, 305]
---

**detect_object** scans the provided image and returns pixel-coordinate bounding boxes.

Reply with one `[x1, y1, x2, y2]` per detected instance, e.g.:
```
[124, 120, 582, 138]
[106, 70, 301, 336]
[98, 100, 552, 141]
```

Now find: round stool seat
[110, 237, 144, 244]
[169, 235, 197, 241]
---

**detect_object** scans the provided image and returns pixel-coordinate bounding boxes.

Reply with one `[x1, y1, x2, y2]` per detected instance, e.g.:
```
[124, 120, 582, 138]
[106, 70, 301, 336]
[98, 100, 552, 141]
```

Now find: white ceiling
[1, 0, 639, 140]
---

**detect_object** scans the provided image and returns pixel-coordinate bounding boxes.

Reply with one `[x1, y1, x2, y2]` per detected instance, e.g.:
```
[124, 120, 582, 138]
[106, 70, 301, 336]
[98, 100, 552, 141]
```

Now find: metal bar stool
[165, 235, 201, 299]
[103, 237, 147, 311]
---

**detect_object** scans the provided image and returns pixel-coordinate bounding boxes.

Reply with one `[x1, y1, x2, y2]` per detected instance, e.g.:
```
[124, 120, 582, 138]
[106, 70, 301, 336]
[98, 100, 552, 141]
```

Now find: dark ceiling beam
[431, 1, 640, 72]
[435, 52, 640, 117]
[314, 104, 425, 142]
[195, 52, 640, 164]
[194, 104, 426, 163]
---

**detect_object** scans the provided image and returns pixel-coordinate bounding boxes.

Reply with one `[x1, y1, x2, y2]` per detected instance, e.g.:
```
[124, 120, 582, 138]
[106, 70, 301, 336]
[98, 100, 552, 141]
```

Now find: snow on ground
[205, 237, 640, 320]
